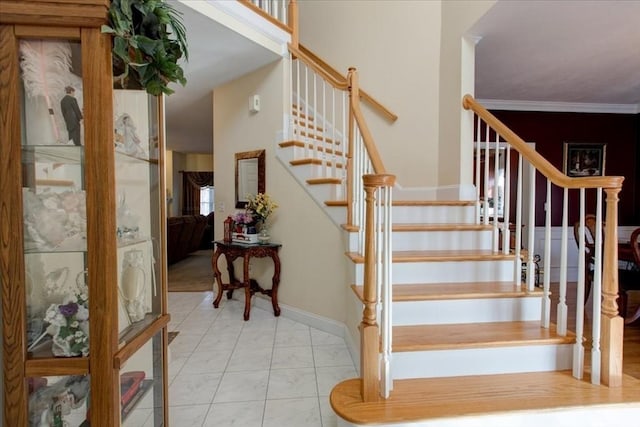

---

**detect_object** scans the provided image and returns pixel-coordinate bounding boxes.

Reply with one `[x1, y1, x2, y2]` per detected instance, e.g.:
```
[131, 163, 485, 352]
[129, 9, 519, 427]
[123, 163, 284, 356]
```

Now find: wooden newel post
[360, 174, 396, 402]
[601, 187, 623, 387]
[288, 0, 299, 49]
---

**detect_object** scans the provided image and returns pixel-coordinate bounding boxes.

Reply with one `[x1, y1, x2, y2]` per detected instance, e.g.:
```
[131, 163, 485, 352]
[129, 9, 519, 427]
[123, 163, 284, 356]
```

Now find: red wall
[490, 110, 639, 226]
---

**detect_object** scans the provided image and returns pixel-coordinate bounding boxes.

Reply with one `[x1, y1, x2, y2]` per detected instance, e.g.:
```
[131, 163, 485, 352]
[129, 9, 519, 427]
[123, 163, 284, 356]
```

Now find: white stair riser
[354, 259, 517, 284]
[392, 297, 542, 325]
[391, 230, 493, 251]
[391, 344, 573, 379]
[392, 206, 475, 224]
[291, 163, 346, 179]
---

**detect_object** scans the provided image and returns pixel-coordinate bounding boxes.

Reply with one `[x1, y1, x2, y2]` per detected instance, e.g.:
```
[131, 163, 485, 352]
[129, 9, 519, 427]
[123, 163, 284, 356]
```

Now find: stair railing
[287, 46, 397, 400]
[238, 0, 299, 46]
[463, 94, 624, 387]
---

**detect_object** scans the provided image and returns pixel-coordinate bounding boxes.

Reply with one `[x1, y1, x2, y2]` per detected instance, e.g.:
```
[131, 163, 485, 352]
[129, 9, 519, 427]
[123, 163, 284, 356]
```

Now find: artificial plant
[102, 0, 188, 95]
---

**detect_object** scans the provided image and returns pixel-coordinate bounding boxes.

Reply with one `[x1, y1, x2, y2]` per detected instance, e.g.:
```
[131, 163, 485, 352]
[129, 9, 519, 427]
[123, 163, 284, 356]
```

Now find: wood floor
[331, 283, 640, 424]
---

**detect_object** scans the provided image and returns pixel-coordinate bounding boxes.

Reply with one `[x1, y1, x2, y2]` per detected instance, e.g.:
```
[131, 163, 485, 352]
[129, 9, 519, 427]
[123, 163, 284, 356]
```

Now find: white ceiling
[166, 0, 640, 154]
[472, 0, 640, 108]
[165, 1, 280, 153]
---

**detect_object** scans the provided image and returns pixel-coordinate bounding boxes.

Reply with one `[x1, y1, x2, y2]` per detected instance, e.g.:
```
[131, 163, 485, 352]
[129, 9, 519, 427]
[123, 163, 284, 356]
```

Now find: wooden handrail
[462, 95, 624, 190]
[289, 44, 348, 90]
[297, 44, 398, 123]
[237, 0, 292, 34]
[349, 68, 386, 175]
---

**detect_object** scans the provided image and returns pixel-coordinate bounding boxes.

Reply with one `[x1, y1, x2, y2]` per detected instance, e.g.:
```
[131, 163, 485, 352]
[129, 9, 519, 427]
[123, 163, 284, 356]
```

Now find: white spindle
[475, 118, 481, 224]
[542, 179, 552, 327]
[380, 184, 393, 398]
[526, 164, 536, 291]
[304, 65, 310, 159]
[502, 145, 511, 254]
[483, 126, 490, 225]
[573, 188, 586, 379]
[557, 188, 569, 336]
[492, 139, 500, 251]
[514, 154, 523, 284]
[591, 188, 603, 384]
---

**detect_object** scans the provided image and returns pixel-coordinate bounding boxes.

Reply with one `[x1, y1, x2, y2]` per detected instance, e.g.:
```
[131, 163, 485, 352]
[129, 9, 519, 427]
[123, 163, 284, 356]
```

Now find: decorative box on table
[232, 232, 259, 244]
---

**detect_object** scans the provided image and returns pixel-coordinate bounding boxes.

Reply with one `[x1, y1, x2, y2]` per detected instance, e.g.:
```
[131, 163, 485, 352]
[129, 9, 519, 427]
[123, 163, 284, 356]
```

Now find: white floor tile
[226, 345, 273, 372]
[315, 366, 357, 396]
[213, 370, 270, 403]
[169, 373, 222, 406]
[267, 367, 318, 399]
[203, 401, 264, 427]
[263, 397, 322, 427]
[181, 348, 234, 374]
[167, 291, 349, 427]
[168, 403, 210, 427]
[271, 345, 314, 369]
[313, 345, 354, 368]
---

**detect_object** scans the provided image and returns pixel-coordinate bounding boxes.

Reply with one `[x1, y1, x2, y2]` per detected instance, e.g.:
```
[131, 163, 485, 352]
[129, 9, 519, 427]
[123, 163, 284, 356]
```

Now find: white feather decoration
[20, 40, 73, 143]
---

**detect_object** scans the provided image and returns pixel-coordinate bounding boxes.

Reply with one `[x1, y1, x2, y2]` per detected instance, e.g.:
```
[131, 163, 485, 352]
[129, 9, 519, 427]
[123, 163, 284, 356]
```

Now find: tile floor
[131, 291, 357, 427]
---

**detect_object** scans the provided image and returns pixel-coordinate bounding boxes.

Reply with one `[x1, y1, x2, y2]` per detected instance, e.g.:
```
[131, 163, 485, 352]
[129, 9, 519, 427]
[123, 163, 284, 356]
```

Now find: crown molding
[477, 99, 640, 115]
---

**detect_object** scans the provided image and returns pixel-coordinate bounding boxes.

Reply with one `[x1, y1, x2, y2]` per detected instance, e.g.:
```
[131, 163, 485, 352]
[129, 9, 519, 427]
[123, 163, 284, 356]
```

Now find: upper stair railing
[287, 45, 396, 400]
[463, 94, 624, 387]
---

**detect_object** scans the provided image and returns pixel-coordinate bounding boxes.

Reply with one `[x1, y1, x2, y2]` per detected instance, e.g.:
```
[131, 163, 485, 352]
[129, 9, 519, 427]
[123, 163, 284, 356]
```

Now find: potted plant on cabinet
[101, 0, 189, 95]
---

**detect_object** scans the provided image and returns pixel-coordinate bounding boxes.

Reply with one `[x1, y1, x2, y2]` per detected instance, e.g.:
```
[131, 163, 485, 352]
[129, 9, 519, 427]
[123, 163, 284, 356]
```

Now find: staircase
[242, 2, 635, 425]
[277, 96, 637, 425]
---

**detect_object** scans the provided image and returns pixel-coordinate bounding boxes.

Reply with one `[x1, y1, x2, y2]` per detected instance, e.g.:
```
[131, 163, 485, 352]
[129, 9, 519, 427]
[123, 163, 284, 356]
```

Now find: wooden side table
[211, 240, 282, 320]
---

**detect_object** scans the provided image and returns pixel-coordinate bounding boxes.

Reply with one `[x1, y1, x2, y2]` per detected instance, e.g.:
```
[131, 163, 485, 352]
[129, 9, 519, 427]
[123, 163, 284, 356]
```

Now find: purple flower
[59, 302, 79, 317]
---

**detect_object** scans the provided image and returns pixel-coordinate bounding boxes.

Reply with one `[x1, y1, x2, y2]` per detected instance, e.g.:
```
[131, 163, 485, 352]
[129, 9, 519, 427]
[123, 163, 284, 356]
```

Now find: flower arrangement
[246, 193, 278, 224]
[231, 210, 255, 226]
[43, 289, 89, 357]
[29, 271, 90, 357]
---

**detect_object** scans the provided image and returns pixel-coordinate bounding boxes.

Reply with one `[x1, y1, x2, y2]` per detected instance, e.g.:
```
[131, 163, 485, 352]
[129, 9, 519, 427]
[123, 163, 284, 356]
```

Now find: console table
[211, 240, 282, 320]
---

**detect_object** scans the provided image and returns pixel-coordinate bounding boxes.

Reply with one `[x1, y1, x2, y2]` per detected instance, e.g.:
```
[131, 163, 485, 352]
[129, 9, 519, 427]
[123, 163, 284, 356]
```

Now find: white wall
[214, 61, 350, 322]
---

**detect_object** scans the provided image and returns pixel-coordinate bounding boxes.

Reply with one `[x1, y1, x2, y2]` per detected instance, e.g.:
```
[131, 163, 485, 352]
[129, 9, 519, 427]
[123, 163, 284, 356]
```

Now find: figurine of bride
[114, 113, 146, 158]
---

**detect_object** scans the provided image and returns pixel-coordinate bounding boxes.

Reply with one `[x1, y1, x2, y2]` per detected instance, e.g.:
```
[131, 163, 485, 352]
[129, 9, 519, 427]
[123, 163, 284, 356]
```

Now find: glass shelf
[22, 145, 84, 164]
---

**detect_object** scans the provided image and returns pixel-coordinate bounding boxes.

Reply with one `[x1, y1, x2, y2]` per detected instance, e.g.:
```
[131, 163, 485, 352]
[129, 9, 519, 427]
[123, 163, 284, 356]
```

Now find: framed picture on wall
[563, 142, 606, 177]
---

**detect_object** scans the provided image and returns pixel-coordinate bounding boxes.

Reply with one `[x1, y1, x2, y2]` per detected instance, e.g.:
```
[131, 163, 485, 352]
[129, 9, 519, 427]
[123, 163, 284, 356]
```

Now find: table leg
[270, 252, 281, 317]
[212, 247, 224, 308]
[243, 253, 251, 321]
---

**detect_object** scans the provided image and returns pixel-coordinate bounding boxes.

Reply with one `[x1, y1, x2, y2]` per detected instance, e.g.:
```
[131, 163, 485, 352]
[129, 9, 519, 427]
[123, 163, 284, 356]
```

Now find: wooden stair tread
[294, 130, 338, 144]
[330, 371, 640, 425]
[290, 158, 345, 168]
[307, 177, 342, 185]
[346, 249, 515, 263]
[393, 321, 574, 352]
[325, 200, 347, 207]
[351, 282, 540, 302]
[392, 200, 475, 206]
[291, 109, 314, 121]
[279, 140, 344, 157]
[392, 223, 492, 232]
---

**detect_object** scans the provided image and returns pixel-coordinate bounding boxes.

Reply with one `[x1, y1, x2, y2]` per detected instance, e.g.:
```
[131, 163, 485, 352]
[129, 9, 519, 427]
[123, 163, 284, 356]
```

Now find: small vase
[258, 225, 270, 244]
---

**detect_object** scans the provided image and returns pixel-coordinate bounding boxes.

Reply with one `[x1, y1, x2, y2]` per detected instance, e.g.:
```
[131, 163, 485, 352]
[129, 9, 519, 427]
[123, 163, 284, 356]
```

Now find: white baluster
[557, 188, 569, 336]
[483, 125, 490, 226]
[591, 188, 603, 384]
[502, 145, 511, 255]
[542, 179, 552, 327]
[514, 153, 523, 284]
[475, 117, 481, 224]
[573, 188, 586, 379]
[493, 139, 500, 251]
[526, 164, 536, 291]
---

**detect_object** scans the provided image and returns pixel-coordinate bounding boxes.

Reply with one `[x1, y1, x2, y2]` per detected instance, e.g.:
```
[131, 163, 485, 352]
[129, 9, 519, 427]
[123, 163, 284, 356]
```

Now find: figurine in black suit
[60, 86, 83, 145]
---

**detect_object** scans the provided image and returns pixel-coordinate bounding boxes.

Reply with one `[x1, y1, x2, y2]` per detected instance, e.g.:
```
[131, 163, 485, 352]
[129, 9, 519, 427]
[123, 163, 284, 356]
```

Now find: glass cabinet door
[13, 35, 168, 426]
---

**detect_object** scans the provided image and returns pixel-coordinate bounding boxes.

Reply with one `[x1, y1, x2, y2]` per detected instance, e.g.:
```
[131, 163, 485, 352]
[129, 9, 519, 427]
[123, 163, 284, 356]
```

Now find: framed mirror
[235, 149, 265, 208]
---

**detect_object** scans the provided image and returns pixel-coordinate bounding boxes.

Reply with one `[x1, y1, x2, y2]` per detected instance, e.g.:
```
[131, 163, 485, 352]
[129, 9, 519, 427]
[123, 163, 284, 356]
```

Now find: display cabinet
[1, 3, 169, 426]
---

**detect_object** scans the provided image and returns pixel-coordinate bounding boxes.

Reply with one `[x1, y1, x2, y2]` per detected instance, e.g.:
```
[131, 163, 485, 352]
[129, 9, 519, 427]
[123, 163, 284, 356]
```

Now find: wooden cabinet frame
[0, 2, 169, 425]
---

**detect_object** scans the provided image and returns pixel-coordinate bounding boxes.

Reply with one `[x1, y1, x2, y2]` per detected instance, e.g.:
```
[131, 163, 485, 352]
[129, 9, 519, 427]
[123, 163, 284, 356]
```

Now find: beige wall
[214, 61, 350, 322]
[298, 0, 442, 188]
[166, 152, 213, 217]
[438, 0, 496, 187]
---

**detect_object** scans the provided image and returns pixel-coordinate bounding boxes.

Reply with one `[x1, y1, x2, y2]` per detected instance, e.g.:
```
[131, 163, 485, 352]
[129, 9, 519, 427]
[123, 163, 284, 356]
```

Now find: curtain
[182, 171, 213, 215]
